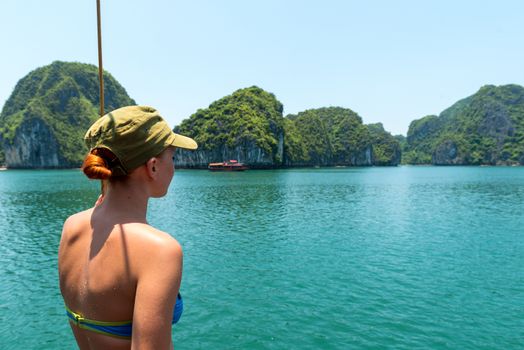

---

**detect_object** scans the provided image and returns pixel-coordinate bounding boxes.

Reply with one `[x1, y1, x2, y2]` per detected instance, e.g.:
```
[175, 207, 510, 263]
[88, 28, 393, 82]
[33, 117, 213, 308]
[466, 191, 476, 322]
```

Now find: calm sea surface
[0, 167, 523, 349]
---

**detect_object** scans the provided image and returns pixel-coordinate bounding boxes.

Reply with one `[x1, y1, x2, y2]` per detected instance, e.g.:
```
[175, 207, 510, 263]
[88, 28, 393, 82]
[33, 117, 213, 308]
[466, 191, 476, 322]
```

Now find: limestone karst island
[1, 61, 524, 168]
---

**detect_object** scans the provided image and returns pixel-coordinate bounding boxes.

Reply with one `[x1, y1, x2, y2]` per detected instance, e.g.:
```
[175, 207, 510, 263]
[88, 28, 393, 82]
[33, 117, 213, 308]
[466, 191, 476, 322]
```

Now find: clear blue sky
[1, 0, 523, 135]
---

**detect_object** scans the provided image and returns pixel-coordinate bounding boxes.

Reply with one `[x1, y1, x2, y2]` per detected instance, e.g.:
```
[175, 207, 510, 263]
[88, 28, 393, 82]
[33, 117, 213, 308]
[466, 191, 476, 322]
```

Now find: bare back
[58, 205, 182, 349]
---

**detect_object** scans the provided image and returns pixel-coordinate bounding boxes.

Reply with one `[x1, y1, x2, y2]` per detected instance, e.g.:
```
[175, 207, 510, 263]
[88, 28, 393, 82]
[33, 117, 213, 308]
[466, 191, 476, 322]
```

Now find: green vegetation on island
[0, 61, 135, 168]
[174, 90, 401, 167]
[404, 84, 524, 165]
[393, 134, 408, 164]
[174, 86, 285, 167]
[367, 123, 402, 166]
[12, 64, 524, 169]
[284, 107, 400, 166]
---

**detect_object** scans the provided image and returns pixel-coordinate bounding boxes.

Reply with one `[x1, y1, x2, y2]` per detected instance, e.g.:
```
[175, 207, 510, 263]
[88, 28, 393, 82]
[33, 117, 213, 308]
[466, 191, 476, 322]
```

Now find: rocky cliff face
[406, 115, 441, 146]
[175, 136, 284, 168]
[284, 144, 373, 167]
[0, 61, 135, 168]
[404, 84, 524, 165]
[432, 140, 461, 165]
[339, 145, 373, 166]
[4, 118, 61, 168]
[174, 86, 285, 168]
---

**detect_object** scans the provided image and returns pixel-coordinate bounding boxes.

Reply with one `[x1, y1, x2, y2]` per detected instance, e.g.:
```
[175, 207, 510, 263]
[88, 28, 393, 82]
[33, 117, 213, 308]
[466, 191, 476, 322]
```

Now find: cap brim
[171, 133, 198, 150]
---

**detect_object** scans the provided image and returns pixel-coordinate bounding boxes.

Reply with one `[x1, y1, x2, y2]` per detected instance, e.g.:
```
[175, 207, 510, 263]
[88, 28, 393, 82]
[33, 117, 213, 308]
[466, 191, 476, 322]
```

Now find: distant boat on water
[208, 160, 248, 171]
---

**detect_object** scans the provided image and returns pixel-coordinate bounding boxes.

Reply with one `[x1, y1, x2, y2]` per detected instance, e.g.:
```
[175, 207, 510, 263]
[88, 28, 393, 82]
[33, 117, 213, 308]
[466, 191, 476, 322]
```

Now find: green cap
[84, 105, 197, 175]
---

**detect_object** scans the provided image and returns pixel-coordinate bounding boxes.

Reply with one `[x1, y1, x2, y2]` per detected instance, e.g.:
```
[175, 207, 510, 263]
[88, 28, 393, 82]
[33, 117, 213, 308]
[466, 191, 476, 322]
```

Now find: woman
[58, 105, 197, 349]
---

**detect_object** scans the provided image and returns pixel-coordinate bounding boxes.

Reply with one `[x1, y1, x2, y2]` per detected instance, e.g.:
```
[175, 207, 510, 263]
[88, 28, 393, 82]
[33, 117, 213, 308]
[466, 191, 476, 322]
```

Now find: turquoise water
[0, 167, 523, 349]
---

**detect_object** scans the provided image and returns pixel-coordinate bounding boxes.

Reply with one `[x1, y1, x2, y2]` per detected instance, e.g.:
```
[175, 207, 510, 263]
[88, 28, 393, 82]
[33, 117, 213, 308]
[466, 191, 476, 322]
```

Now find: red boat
[208, 160, 249, 171]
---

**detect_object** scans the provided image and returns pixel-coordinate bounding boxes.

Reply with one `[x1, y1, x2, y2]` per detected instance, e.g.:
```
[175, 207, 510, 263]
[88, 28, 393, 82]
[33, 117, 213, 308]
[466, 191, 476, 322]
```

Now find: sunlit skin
[58, 147, 181, 350]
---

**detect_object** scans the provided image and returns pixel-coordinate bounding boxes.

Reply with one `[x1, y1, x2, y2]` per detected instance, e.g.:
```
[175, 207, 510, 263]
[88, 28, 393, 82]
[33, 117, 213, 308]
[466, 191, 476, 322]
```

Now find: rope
[96, 0, 107, 196]
[96, 0, 104, 117]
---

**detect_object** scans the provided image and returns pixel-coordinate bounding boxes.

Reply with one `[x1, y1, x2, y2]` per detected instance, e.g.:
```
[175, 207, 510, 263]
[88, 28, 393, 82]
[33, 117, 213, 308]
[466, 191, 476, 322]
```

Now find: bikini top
[65, 293, 183, 339]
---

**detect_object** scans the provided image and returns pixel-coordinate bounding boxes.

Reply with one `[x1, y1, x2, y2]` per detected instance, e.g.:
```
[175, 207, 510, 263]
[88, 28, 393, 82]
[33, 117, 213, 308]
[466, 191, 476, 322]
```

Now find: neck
[96, 177, 150, 223]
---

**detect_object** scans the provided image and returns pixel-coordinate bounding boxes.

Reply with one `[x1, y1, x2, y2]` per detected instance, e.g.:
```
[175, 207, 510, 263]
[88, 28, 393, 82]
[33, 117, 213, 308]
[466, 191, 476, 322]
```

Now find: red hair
[82, 149, 112, 180]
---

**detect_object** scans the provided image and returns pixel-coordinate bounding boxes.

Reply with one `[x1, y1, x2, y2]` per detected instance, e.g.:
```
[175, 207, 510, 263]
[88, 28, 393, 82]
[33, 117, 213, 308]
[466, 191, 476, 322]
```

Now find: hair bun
[82, 152, 112, 180]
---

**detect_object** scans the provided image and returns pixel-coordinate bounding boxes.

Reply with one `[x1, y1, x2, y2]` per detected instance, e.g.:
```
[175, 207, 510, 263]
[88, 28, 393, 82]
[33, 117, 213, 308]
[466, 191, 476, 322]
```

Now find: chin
[153, 190, 168, 198]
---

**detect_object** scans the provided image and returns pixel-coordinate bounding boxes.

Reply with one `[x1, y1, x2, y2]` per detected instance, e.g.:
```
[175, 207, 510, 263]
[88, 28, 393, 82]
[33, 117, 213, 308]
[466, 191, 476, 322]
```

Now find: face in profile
[153, 147, 176, 197]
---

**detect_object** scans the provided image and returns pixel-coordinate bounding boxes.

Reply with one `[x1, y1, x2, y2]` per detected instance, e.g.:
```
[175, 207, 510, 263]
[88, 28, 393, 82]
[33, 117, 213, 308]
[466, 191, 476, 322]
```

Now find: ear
[145, 157, 158, 179]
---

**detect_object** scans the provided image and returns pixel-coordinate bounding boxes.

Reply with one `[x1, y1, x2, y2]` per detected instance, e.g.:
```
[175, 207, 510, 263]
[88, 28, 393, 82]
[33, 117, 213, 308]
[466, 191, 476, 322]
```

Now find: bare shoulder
[127, 224, 183, 266]
[60, 209, 94, 245]
[58, 209, 94, 269]
[132, 224, 181, 249]
[62, 208, 93, 232]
